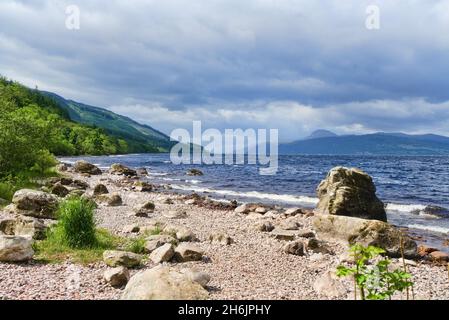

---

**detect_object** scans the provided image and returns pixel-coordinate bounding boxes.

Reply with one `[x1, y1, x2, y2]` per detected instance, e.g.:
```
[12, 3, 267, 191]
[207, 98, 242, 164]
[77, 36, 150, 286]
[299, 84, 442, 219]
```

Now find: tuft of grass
[53, 196, 97, 248]
[34, 228, 123, 265]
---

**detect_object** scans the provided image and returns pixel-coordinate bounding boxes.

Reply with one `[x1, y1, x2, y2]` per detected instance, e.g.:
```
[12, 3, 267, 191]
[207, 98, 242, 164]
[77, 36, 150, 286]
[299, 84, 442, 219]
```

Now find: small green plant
[52, 196, 97, 248]
[125, 226, 163, 254]
[336, 244, 414, 300]
[34, 228, 122, 264]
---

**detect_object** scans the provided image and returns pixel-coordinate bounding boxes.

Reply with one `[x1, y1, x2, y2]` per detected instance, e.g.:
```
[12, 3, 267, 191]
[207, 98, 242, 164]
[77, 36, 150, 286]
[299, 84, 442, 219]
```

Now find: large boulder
[74, 160, 102, 175]
[0, 235, 34, 262]
[109, 164, 137, 177]
[13, 216, 47, 240]
[316, 167, 387, 222]
[12, 189, 59, 219]
[121, 265, 208, 300]
[313, 215, 417, 258]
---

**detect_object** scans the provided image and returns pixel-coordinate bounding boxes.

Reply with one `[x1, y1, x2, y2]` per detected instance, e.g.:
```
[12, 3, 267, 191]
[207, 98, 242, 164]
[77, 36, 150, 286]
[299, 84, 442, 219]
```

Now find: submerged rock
[316, 167, 387, 222]
[186, 169, 204, 176]
[313, 215, 417, 258]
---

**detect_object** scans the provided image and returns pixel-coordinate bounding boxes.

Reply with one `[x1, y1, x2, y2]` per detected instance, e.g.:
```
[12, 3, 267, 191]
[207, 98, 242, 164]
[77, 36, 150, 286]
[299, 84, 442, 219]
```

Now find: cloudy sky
[1, 0, 449, 142]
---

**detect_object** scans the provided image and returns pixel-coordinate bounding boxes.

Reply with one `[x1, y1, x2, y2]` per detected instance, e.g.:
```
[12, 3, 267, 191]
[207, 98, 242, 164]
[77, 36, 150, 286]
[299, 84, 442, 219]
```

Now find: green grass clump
[34, 228, 122, 264]
[33, 196, 124, 264]
[125, 226, 163, 254]
[53, 196, 98, 248]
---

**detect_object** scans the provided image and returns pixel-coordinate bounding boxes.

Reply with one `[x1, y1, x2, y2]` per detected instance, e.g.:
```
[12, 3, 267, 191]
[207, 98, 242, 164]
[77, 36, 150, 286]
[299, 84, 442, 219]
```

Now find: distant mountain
[280, 132, 449, 155]
[42, 92, 175, 153]
[304, 129, 338, 140]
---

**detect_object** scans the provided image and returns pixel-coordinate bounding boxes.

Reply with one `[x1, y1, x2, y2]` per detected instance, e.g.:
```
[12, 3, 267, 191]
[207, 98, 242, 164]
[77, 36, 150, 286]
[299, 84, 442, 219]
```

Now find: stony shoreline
[1, 163, 449, 300]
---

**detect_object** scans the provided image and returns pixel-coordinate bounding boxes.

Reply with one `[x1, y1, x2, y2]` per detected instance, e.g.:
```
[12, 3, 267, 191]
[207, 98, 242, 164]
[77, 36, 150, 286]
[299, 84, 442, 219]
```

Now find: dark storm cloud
[1, 0, 449, 141]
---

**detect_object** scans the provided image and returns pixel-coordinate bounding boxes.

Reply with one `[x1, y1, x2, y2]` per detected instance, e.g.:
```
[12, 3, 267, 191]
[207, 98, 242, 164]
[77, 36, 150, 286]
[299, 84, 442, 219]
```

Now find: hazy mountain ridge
[280, 131, 449, 155]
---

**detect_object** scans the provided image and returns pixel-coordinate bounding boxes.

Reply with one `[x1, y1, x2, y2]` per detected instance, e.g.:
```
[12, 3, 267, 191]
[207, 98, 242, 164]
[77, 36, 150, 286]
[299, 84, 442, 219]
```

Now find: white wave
[407, 224, 449, 234]
[163, 160, 171, 163]
[386, 203, 427, 213]
[161, 177, 181, 182]
[170, 185, 319, 205]
[186, 179, 202, 184]
[148, 172, 169, 176]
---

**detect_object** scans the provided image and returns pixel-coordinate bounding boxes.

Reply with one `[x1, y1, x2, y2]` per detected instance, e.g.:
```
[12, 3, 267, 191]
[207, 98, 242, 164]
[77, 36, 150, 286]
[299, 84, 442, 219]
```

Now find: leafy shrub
[51, 196, 97, 248]
[336, 244, 414, 300]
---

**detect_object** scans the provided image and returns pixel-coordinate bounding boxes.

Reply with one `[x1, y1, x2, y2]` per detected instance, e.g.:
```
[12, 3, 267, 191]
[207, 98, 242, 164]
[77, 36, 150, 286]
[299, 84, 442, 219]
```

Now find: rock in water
[316, 167, 387, 222]
[12, 189, 59, 219]
[104, 266, 130, 288]
[109, 163, 137, 177]
[0, 235, 34, 262]
[121, 265, 208, 300]
[74, 160, 102, 175]
[313, 215, 417, 258]
[186, 169, 204, 176]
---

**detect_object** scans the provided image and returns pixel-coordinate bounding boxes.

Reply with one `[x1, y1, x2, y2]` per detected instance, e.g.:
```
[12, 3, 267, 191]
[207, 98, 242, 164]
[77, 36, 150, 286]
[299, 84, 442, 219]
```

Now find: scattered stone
[122, 224, 140, 233]
[313, 271, 347, 298]
[133, 181, 153, 192]
[429, 251, 449, 263]
[97, 193, 123, 206]
[174, 243, 204, 262]
[0, 218, 16, 235]
[316, 166, 387, 221]
[51, 183, 69, 197]
[163, 198, 174, 204]
[150, 243, 175, 264]
[209, 233, 233, 245]
[186, 169, 204, 176]
[12, 189, 59, 219]
[313, 215, 417, 258]
[271, 229, 297, 241]
[104, 266, 130, 288]
[255, 221, 275, 232]
[163, 210, 187, 219]
[255, 207, 267, 214]
[306, 238, 333, 255]
[297, 230, 315, 238]
[418, 245, 438, 257]
[121, 265, 208, 300]
[185, 199, 196, 205]
[144, 235, 176, 253]
[175, 227, 198, 242]
[0, 235, 34, 262]
[103, 250, 142, 268]
[137, 168, 149, 175]
[283, 241, 305, 256]
[109, 163, 137, 177]
[280, 218, 302, 230]
[74, 160, 102, 175]
[93, 184, 109, 196]
[56, 163, 69, 172]
[246, 212, 265, 220]
[133, 202, 155, 217]
[234, 204, 250, 214]
[13, 216, 47, 240]
[285, 207, 303, 216]
[71, 179, 89, 190]
[181, 268, 211, 288]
